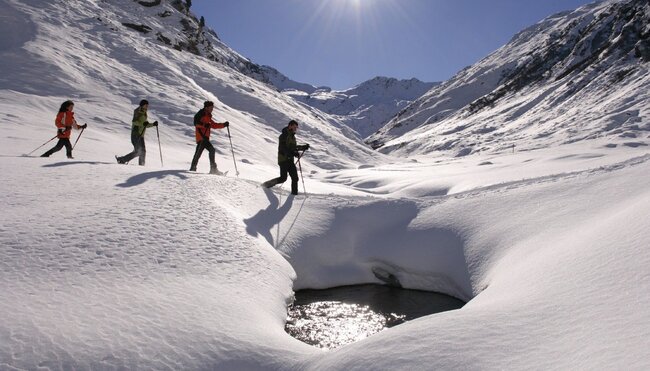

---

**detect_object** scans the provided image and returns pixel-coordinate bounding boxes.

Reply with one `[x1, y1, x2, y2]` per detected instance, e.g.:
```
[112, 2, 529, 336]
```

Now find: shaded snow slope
[367, 0, 650, 157]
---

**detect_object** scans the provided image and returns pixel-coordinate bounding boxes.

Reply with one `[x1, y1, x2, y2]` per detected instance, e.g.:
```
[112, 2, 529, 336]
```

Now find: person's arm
[210, 120, 229, 129]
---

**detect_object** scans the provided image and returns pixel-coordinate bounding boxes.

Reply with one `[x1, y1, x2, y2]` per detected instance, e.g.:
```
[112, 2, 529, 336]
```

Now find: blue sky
[193, 0, 596, 90]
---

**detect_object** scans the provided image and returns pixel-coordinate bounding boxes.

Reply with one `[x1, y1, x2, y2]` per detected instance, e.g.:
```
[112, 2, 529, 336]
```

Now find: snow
[286, 77, 438, 139]
[1, 0, 650, 370]
[368, 0, 650, 157]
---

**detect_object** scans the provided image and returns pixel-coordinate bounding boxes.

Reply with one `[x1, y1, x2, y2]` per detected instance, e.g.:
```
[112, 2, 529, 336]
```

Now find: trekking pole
[296, 150, 307, 196]
[226, 126, 239, 177]
[156, 124, 164, 167]
[25, 135, 57, 156]
[72, 125, 86, 150]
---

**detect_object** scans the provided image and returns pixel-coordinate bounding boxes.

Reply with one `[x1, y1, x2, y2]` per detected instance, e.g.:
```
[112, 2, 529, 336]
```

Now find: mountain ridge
[286, 76, 438, 139]
[366, 0, 649, 157]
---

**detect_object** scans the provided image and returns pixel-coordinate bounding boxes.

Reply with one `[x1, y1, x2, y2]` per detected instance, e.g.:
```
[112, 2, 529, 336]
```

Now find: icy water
[285, 284, 465, 349]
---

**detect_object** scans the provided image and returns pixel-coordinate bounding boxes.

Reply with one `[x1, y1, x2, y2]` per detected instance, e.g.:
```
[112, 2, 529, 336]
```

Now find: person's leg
[63, 139, 73, 158]
[276, 162, 290, 183]
[41, 139, 65, 157]
[288, 162, 299, 195]
[118, 150, 137, 163]
[205, 141, 216, 165]
[137, 137, 146, 166]
[190, 141, 206, 171]
[118, 131, 141, 163]
[263, 162, 288, 188]
[204, 141, 219, 173]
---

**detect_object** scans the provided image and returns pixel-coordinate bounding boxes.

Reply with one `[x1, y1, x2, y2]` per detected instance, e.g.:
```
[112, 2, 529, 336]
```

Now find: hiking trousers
[190, 139, 216, 170]
[268, 161, 298, 195]
[42, 138, 72, 158]
[117, 131, 146, 165]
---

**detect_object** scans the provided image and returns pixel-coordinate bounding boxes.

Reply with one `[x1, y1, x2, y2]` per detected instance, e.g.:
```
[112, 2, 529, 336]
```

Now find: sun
[350, 0, 363, 10]
[331, 0, 371, 15]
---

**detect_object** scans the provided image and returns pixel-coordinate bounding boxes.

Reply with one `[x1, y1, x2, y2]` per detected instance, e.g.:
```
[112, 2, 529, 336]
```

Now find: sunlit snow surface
[1, 0, 650, 369]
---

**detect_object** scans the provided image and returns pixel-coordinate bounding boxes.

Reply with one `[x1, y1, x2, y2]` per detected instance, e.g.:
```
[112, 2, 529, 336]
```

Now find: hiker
[190, 100, 229, 174]
[262, 120, 309, 195]
[115, 99, 157, 166]
[41, 100, 87, 158]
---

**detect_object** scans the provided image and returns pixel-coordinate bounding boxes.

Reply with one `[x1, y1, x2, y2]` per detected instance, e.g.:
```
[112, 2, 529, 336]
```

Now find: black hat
[139, 99, 149, 107]
[204, 101, 214, 108]
[288, 120, 298, 126]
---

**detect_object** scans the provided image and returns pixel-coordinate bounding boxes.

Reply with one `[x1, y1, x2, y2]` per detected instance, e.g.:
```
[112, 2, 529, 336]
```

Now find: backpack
[193, 108, 204, 126]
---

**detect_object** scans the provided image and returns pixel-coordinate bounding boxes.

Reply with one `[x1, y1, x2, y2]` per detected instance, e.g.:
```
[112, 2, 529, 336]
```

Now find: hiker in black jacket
[262, 120, 309, 195]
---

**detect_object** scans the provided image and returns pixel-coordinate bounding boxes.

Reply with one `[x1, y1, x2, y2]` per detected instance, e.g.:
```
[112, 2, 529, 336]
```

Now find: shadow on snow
[244, 187, 306, 248]
[115, 170, 189, 188]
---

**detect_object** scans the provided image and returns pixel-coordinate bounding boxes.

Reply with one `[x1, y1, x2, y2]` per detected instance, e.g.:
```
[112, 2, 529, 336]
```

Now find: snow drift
[1, 0, 649, 370]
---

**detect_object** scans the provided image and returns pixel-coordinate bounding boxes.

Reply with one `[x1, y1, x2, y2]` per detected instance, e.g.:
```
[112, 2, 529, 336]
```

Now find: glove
[81, 123, 88, 129]
[223, 121, 230, 127]
[57, 129, 65, 134]
[304, 143, 310, 150]
[152, 121, 158, 127]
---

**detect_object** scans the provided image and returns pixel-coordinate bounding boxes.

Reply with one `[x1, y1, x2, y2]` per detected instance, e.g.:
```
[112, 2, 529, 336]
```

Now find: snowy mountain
[103, 0, 319, 96]
[0, 0, 380, 171]
[2, 0, 650, 370]
[367, 0, 650, 157]
[287, 77, 438, 139]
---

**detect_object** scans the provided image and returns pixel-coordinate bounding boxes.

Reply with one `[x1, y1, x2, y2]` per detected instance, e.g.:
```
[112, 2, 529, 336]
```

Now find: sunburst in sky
[194, 0, 596, 90]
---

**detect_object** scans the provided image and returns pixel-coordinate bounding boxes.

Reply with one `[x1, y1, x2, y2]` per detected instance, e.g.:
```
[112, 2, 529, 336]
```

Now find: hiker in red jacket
[41, 100, 87, 158]
[190, 101, 229, 174]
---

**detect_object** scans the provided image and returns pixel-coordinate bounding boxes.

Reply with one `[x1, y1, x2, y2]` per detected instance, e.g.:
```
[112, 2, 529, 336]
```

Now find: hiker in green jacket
[116, 99, 157, 166]
[262, 120, 309, 195]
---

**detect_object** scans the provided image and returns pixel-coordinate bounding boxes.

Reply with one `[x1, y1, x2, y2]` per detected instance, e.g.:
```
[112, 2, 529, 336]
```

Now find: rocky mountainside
[287, 77, 438, 139]
[98, 1, 434, 140]
[90, 0, 297, 90]
[367, 0, 649, 157]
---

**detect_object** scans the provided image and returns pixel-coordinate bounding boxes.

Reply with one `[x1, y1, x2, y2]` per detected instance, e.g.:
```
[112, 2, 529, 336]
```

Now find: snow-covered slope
[0, 0, 380, 173]
[2, 0, 650, 370]
[287, 77, 437, 139]
[367, 0, 650, 157]
[2, 131, 649, 370]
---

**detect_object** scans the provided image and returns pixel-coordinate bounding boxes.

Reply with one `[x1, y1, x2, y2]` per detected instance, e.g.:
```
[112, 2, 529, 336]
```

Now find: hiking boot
[115, 155, 126, 164]
[209, 164, 219, 175]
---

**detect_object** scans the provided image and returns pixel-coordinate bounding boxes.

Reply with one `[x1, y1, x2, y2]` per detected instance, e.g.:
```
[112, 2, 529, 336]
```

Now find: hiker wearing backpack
[190, 100, 229, 174]
[262, 120, 309, 195]
[41, 100, 87, 158]
[115, 99, 157, 166]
